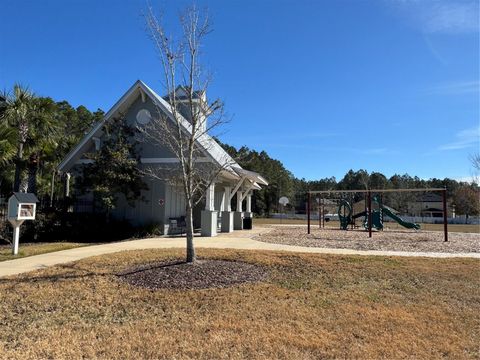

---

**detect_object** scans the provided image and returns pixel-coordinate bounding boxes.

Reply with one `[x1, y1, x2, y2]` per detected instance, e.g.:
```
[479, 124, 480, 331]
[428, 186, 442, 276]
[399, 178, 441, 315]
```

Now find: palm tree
[1, 84, 36, 192]
[24, 97, 58, 194]
[0, 122, 17, 166]
[0, 85, 58, 194]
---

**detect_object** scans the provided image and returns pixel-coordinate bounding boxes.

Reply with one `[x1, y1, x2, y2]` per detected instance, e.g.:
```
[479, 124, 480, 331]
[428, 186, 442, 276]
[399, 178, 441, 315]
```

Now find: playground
[256, 226, 480, 253]
[256, 187, 479, 253]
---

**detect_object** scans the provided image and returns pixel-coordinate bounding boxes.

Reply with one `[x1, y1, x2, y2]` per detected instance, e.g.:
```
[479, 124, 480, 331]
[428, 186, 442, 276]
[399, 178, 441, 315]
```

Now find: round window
[136, 109, 151, 125]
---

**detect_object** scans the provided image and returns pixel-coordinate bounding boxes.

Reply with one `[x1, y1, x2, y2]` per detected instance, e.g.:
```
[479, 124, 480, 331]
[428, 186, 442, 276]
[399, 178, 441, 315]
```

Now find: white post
[236, 191, 243, 212]
[63, 172, 71, 198]
[246, 193, 252, 213]
[219, 190, 225, 212]
[221, 187, 233, 233]
[205, 183, 215, 211]
[12, 225, 20, 255]
[201, 182, 217, 237]
[224, 187, 231, 211]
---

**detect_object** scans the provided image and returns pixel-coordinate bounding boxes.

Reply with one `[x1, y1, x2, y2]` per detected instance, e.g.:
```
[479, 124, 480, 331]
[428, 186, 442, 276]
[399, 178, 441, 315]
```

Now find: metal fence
[0, 201, 6, 223]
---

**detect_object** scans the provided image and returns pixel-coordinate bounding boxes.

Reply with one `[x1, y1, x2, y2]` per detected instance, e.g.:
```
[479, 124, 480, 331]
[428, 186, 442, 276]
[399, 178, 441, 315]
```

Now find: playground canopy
[306, 188, 449, 242]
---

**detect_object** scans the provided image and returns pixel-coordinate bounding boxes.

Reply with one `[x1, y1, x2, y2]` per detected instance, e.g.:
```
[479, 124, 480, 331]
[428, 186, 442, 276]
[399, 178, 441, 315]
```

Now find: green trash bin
[243, 217, 252, 230]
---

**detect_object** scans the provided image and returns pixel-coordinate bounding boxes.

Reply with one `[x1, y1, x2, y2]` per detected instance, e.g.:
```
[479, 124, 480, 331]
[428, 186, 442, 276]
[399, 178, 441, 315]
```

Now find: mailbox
[8, 192, 38, 221]
[7, 192, 39, 255]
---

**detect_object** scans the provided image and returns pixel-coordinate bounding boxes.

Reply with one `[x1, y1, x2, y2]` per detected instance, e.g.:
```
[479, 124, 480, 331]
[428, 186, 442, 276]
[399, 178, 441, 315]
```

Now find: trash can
[243, 217, 252, 230]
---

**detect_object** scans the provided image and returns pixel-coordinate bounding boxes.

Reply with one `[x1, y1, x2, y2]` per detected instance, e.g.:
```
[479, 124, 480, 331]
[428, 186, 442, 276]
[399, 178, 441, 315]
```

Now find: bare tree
[470, 153, 480, 184]
[143, 5, 232, 263]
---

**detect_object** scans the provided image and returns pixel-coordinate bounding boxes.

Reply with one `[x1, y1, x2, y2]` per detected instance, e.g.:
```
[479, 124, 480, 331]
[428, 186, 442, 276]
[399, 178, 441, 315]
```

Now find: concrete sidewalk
[0, 227, 478, 278]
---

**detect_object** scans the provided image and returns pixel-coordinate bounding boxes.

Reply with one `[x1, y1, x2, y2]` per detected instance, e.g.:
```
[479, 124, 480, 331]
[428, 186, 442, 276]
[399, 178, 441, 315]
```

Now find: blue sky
[1, 0, 479, 181]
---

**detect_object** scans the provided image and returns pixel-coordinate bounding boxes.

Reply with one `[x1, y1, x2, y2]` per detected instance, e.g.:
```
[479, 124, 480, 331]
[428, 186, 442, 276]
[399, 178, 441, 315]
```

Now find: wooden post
[443, 188, 448, 242]
[307, 192, 311, 234]
[322, 201, 325, 228]
[318, 197, 321, 228]
[350, 193, 354, 230]
[368, 191, 372, 238]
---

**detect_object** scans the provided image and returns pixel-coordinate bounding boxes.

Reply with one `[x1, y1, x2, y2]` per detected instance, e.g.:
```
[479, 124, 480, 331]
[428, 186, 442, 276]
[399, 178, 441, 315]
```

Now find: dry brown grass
[0, 249, 478, 359]
[254, 218, 480, 233]
[0, 242, 86, 262]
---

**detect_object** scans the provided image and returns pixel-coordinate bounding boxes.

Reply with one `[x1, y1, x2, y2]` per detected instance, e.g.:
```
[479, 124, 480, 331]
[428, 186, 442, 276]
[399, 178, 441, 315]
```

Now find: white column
[246, 193, 252, 213]
[219, 191, 225, 211]
[224, 187, 231, 211]
[236, 191, 243, 212]
[63, 172, 71, 198]
[221, 186, 233, 233]
[205, 183, 215, 211]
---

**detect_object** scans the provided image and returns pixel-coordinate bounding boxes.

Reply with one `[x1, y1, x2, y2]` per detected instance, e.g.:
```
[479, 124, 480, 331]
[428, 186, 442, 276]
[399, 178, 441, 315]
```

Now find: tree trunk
[13, 141, 24, 192]
[27, 153, 38, 195]
[185, 203, 196, 263]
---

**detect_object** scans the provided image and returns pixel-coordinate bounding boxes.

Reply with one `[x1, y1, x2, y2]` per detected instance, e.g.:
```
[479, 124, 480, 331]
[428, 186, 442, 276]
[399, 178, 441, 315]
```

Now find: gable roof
[58, 80, 239, 174]
[11, 192, 39, 203]
[57, 80, 268, 187]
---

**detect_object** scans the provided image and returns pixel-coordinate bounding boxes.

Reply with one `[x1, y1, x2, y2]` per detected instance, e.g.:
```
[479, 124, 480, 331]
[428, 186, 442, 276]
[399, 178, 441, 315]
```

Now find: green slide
[381, 206, 420, 230]
[363, 210, 383, 230]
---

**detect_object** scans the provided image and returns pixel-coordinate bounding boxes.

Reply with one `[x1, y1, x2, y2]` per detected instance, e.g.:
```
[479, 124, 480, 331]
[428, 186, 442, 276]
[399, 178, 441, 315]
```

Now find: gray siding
[124, 95, 176, 159]
[70, 94, 205, 231]
[112, 178, 166, 226]
[164, 184, 186, 219]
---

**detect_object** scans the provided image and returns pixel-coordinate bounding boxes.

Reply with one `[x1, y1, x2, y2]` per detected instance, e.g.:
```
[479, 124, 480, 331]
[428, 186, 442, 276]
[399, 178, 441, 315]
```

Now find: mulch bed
[118, 259, 268, 290]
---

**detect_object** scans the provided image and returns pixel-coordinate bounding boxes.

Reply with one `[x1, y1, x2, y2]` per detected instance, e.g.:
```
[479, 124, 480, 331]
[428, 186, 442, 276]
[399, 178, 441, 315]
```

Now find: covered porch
[200, 167, 268, 237]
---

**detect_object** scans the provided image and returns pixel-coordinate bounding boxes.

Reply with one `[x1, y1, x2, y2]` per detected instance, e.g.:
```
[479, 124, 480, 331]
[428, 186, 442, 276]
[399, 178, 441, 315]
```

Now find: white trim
[58, 80, 144, 171]
[229, 177, 245, 201]
[233, 167, 268, 186]
[140, 157, 211, 164]
[252, 182, 262, 190]
[56, 80, 269, 195]
[58, 80, 241, 174]
[141, 82, 240, 173]
[241, 181, 255, 202]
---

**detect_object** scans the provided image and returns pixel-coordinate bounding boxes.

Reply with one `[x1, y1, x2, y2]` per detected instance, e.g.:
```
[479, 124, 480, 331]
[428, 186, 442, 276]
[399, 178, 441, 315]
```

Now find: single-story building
[57, 80, 268, 236]
[408, 193, 451, 218]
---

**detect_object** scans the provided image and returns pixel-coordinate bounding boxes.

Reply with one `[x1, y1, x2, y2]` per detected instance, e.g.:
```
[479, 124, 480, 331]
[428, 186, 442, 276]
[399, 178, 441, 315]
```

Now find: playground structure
[337, 196, 420, 231]
[307, 188, 449, 242]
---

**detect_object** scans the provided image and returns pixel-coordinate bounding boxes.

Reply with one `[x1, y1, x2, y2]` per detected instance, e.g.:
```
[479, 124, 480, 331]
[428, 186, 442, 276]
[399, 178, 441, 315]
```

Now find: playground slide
[382, 207, 420, 230]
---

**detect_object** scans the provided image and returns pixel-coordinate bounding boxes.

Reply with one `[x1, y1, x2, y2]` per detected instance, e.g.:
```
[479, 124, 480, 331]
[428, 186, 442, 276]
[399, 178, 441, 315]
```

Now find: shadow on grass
[116, 260, 187, 276]
[0, 260, 190, 285]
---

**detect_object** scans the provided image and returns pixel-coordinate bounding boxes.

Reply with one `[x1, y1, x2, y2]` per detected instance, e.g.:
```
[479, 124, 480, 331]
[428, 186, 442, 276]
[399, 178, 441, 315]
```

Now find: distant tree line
[1, 85, 478, 220]
[219, 144, 479, 218]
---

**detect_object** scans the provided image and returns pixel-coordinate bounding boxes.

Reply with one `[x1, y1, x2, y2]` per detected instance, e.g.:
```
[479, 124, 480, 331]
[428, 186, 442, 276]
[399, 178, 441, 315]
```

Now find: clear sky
[1, 0, 479, 181]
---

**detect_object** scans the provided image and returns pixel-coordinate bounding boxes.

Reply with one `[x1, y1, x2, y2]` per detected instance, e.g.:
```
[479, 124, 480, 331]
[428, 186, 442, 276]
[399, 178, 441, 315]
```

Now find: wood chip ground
[256, 226, 480, 253]
[118, 259, 268, 290]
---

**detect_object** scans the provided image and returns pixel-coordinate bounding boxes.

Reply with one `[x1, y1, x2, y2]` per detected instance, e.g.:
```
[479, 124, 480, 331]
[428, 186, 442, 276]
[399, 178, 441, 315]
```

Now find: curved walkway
[0, 227, 478, 278]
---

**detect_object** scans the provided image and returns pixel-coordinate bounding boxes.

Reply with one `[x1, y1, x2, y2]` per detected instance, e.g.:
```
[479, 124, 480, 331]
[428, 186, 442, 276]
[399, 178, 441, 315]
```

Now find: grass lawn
[0, 249, 478, 359]
[0, 242, 86, 262]
[254, 217, 480, 233]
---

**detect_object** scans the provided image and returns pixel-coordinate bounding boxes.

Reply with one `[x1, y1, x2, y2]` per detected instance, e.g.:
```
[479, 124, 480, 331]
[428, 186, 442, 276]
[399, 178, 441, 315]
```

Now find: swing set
[306, 188, 449, 242]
